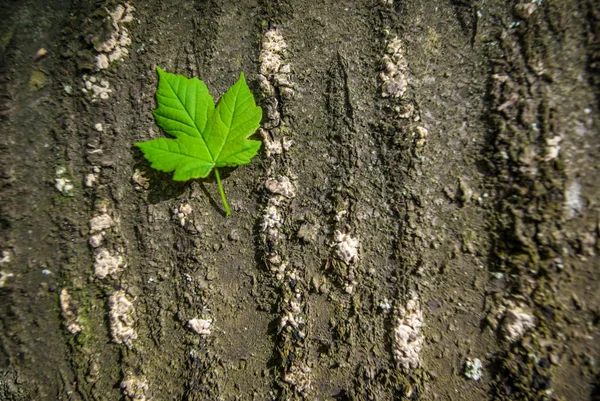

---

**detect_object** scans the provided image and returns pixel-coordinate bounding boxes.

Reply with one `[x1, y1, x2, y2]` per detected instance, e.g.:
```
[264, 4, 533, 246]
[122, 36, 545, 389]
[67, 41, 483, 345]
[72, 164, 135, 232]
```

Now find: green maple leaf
[136, 66, 262, 216]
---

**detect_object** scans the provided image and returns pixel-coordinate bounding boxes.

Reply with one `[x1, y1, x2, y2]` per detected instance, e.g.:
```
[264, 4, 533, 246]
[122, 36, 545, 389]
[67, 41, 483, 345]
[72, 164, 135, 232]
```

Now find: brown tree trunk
[1, 0, 599, 400]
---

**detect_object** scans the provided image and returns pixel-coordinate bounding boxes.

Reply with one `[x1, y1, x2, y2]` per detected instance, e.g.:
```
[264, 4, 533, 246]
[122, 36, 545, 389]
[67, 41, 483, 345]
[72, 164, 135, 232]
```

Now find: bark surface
[0, 0, 599, 400]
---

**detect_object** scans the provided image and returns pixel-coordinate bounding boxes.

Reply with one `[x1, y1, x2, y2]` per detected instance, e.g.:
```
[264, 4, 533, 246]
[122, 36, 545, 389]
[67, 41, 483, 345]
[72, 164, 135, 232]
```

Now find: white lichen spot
[96, 53, 109, 70]
[464, 358, 483, 381]
[108, 45, 129, 63]
[381, 36, 408, 98]
[0, 252, 12, 287]
[492, 73, 509, 83]
[514, 2, 537, 19]
[379, 298, 393, 312]
[270, 261, 288, 281]
[55, 178, 74, 196]
[257, 74, 273, 95]
[334, 230, 359, 265]
[94, 122, 103, 132]
[269, 253, 282, 266]
[289, 299, 302, 315]
[262, 198, 282, 228]
[501, 307, 535, 342]
[393, 295, 423, 370]
[60, 288, 82, 335]
[92, 3, 135, 70]
[90, 213, 114, 233]
[415, 126, 428, 147]
[260, 52, 281, 77]
[94, 248, 125, 279]
[259, 29, 287, 76]
[544, 135, 562, 161]
[579, 231, 596, 257]
[0, 270, 14, 288]
[259, 29, 295, 98]
[564, 181, 583, 219]
[89, 233, 104, 248]
[109, 290, 137, 347]
[121, 373, 149, 401]
[88, 210, 114, 247]
[262, 197, 283, 248]
[0, 250, 11, 264]
[82, 75, 113, 101]
[180, 203, 192, 215]
[265, 176, 296, 198]
[282, 138, 293, 151]
[173, 203, 193, 226]
[280, 312, 299, 328]
[132, 169, 150, 190]
[260, 128, 283, 156]
[54, 167, 74, 196]
[85, 173, 97, 188]
[187, 318, 212, 335]
[262, 29, 287, 54]
[283, 363, 312, 395]
[110, 3, 133, 22]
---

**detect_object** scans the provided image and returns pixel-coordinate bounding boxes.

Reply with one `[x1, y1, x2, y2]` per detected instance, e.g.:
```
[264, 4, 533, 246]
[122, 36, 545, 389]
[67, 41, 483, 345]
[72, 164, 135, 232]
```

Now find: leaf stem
[214, 168, 230, 216]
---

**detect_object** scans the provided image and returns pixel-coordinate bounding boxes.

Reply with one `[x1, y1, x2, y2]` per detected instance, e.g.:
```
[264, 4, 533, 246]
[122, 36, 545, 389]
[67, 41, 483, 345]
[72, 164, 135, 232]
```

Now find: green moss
[0, 28, 14, 52]
[28, 70, 48, 91]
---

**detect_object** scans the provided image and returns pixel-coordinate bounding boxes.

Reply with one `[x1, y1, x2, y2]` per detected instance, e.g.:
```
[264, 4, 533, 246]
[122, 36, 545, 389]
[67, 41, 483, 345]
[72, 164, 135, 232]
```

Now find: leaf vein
[163, 73, 214, 161]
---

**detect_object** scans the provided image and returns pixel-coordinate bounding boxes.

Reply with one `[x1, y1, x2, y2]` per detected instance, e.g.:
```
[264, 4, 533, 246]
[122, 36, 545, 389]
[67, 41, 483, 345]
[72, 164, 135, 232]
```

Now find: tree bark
[0, 0, 599, 400]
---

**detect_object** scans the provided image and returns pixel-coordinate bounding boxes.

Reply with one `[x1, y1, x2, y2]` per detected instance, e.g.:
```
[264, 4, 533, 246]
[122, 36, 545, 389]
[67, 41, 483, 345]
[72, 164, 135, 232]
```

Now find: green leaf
[153, 66, 214, 139]
[135, 67, 263, 215]
[136, 136, 214, 181]
[202, 72, 262, 167]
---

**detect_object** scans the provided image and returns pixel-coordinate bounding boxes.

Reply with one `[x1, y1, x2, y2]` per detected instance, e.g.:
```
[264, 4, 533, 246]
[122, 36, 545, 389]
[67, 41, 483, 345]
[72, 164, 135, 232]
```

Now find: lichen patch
[121, 373, 149, 401]
[82, 75, 112, 101]
[90, 213, 114, 233]
[172, 203, 193, 227]
[187, 318, 212, 336]
[393, 296, 424, 370]
[501, 307, 535, 343]
[464, 358, 483, 381]
[88, 3, 135, 70]
[132, 169, 150, 190]
[265, 176, 296, 198]
[94, 248, 125, 279]
[283, 363, 312, 395]
[0, 270, 14, 288]
[109, 290, 137, 347]
[380, 36, 408, 98]
[333, 230, 359, 265]
[60, 289, 82, 335]
[54, 167, 74, 197]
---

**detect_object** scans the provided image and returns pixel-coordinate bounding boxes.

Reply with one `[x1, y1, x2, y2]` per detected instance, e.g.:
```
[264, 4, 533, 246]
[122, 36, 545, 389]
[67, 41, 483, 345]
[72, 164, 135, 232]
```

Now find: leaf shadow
[196, 167, 236, 217]
[131, 145, 185, 203]
[195, 181, 225, 217]
[141, 168, 187, 204]
[134, 146, 238, 217]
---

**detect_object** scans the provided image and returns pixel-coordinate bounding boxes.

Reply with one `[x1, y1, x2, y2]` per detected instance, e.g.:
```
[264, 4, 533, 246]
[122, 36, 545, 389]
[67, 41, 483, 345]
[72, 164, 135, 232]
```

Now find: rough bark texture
[0, 0, 599, 400]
